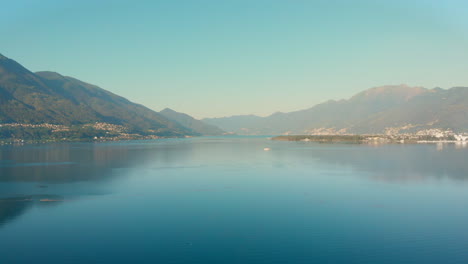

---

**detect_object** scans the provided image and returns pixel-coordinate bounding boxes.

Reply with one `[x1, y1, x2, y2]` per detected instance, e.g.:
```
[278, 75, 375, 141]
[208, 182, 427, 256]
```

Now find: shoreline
[271, 135, 467, 145]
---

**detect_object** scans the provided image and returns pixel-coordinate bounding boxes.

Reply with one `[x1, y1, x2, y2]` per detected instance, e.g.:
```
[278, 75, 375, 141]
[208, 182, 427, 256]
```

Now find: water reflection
[1, 138, 468, 228]
[455, 141, 468, 149]
[0, 139, 202, 227]
[0, 197, 33, 227]
[276, 142, 468, 183]
[1, 144, 129, 183]
[0, 195, 63, 227]
[1, 138, 468, 263]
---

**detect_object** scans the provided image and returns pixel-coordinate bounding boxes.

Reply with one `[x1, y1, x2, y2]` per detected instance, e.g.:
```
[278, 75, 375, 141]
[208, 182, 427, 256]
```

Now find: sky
[2, 0, 468, 118]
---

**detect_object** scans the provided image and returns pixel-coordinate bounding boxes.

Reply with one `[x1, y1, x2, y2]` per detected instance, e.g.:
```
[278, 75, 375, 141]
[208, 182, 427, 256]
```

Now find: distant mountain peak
[365, 84, 424, 93]
[35, 71, 66, 80]
[206, 84, 468, 135]
[352, 84, 427, 102]
[160, 107, 176, 113]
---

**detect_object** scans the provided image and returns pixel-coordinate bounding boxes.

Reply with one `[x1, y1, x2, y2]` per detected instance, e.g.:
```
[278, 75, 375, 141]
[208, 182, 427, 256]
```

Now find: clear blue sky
[2, 0, 468, 118]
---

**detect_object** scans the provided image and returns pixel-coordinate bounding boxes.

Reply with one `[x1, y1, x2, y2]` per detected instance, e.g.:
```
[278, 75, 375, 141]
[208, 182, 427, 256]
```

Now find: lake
[1, 137, 468, 264]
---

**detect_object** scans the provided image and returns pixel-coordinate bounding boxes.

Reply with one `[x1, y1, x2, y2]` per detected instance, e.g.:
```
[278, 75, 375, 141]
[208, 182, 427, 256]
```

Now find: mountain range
[203, 85, 468, 135]
[0, 53, 221, 139]
[159, 108, 225, 136]
[2, 52, 468, 138]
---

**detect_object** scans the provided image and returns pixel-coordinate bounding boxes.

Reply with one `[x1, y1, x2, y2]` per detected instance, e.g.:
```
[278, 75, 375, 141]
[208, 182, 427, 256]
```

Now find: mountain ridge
[203, 85, 468, 135]
[0, 53, 195, 139]
[3, 52, 467, 138]
[159, 108, 225, 136]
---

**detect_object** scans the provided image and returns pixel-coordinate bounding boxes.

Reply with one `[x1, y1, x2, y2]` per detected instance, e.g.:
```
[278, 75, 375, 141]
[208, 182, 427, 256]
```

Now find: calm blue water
[1, 137, 468, 264]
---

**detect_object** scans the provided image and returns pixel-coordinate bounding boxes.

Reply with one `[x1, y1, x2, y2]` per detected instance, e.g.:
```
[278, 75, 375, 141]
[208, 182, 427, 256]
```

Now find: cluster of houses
[454, 134, 468, 142]
[414, 128, 468, 142]
[0, 122, 69, 131]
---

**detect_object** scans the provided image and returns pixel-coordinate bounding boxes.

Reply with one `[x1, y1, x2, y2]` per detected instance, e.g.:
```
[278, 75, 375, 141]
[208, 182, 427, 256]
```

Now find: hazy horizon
[3, 0, 468, 118]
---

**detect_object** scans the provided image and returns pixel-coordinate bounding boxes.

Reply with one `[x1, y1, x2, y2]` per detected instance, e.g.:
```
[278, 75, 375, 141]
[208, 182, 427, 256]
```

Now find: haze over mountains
[1, 52, 468, 139]
[203, 85, 468, 135]
[159, 108, 225, 136]
[0, 53, 221, 138]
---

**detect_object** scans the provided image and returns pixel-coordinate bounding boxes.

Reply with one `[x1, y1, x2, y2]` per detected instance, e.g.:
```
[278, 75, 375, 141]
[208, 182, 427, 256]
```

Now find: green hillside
[0, 53, 195, 140]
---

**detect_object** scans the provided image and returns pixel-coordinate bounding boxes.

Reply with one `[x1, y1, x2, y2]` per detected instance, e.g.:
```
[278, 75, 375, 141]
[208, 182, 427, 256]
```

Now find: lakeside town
[1, 122, 468, 146]
[0, 122, 163, 145]
[272, 128, 468, 145]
